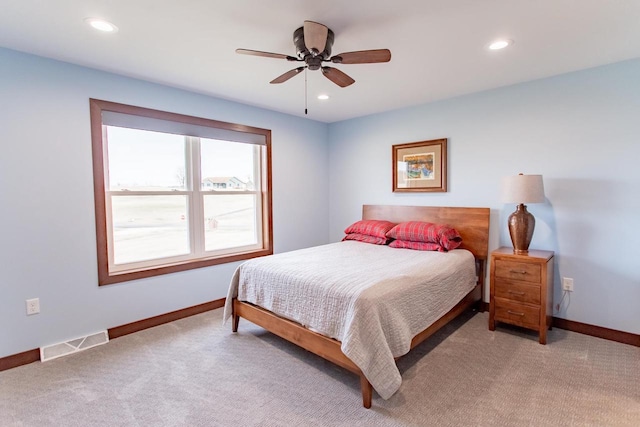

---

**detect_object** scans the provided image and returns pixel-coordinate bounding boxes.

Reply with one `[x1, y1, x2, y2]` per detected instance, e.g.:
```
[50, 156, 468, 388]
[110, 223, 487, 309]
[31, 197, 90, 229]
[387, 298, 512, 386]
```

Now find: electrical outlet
[26, 298, 40, 315]
[562, 277, 574, 292]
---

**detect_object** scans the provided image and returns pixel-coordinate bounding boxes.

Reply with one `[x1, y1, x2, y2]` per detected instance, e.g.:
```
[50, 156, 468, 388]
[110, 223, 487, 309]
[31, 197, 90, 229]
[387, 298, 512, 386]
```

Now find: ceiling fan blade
[236, 48, 296, 61]
[321, 67, 355, 88]
[303, 21, 328, 54]
[270, 67, 306, 84]
[331, 49, 392, 64]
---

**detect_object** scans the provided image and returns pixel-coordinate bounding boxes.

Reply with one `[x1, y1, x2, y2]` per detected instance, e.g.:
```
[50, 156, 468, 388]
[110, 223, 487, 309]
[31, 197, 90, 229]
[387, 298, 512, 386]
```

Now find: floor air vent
[40, 331, 109, 362]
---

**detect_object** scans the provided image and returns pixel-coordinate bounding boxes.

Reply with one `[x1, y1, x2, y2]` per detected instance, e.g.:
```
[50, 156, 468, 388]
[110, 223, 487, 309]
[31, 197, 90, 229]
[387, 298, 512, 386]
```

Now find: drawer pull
[508, 290, 526, 296]
[510, 269, 528, 275]
[507, 310, 525, 317]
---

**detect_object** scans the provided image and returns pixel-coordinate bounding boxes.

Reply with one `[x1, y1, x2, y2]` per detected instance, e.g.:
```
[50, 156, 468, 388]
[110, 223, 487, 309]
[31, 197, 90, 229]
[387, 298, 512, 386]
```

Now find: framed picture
[392, 138, 447, 192]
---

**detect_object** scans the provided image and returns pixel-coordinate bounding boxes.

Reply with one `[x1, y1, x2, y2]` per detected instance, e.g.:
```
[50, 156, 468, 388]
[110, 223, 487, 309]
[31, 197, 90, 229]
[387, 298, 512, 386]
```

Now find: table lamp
[501, 173, 545, 254]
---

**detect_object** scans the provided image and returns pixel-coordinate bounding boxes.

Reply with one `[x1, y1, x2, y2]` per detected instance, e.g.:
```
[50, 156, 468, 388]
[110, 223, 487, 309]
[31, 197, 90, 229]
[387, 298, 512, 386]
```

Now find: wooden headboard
[362, 205, 490, 260]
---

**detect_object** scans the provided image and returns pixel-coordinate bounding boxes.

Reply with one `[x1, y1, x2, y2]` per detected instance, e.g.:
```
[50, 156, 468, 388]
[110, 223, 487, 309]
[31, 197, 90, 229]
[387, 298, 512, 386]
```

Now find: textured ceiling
[1, 0, 640, 122]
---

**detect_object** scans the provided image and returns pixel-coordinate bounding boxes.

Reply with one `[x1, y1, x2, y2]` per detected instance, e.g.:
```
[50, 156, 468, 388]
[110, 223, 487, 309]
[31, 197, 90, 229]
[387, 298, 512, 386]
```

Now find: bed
[223, 205, 490, 408]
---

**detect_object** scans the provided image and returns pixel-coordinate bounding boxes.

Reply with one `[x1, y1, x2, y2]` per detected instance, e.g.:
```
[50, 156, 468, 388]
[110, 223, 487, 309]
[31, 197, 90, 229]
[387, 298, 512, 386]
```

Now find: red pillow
[344, 220, 396, 239]
[342, 233, 389, 245]
[386, 221, 462, 251]
[389, 240, 445, 252]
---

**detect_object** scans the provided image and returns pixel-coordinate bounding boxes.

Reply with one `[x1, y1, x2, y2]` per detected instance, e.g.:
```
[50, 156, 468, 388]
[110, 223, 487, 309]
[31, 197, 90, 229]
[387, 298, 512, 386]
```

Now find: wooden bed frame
[232, 205, 490, 408]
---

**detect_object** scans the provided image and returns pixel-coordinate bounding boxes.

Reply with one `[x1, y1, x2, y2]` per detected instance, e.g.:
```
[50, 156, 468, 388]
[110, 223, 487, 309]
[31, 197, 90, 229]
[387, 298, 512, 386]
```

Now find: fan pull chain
[304, 68, 308, 115]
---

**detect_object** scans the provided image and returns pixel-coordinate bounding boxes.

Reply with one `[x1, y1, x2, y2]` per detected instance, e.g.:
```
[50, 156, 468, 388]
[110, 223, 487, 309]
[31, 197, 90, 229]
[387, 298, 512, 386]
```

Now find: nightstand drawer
[495, 260, 541, 283]
[494, 299, 540, 329]
[494, 280, 540, 305]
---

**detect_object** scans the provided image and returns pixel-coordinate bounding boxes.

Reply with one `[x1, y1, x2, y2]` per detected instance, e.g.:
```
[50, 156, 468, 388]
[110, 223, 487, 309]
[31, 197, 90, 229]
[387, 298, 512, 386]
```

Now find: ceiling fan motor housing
[293, 26, 335, 70]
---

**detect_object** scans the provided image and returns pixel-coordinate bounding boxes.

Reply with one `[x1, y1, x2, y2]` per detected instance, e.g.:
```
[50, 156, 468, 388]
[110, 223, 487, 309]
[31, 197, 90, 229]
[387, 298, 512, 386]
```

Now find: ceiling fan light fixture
[84, 18, 119, 33]
[236, 20, 390, 88]
[488, 39, 513, 50]
[317, 94, 330, 100]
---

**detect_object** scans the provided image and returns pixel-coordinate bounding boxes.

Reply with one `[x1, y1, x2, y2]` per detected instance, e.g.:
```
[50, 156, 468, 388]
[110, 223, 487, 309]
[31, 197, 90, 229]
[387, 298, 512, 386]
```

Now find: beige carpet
[1, 309, 638, 426]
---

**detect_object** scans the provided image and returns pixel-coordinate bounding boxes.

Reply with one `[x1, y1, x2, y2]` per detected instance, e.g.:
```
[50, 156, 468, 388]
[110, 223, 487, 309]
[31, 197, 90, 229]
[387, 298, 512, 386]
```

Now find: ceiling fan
[236, 21, 391, 88]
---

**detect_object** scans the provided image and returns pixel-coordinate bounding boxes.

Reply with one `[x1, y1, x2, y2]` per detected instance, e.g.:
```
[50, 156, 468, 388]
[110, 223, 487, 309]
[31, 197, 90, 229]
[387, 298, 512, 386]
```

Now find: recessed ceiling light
[317, 94, 330, 100]
[488, 39, 513, 50]
[84, 18, 119, 33]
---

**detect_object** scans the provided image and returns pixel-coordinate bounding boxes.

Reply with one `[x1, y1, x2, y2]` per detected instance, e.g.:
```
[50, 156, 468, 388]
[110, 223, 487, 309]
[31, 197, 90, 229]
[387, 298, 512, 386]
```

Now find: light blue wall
[2, 47, 638, 359]
[328, 59, 640, 335]
[0, 48, 330, 358]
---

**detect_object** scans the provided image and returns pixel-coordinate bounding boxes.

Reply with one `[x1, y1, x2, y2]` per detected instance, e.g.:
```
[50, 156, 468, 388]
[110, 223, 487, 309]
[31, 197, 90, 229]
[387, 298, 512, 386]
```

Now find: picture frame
[392, 138, 447, 192]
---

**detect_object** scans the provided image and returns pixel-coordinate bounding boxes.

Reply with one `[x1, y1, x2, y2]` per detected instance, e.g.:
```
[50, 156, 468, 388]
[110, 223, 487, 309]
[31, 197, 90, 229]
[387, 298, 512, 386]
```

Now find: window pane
[204, 195, 257, 251]
[200, 139, 255, 191]
[106, 126, 186, 191]
[111, 195, 189, 264]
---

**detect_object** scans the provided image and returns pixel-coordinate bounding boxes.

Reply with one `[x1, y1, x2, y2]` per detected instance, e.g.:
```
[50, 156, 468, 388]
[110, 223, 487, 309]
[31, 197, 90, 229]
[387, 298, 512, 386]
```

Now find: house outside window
[202, 176, 248, 190]
[89, 99, 272, 285]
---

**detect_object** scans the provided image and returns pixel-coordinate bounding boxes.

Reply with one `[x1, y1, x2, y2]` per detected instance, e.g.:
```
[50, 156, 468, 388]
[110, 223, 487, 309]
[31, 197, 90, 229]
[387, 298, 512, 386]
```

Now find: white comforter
[223, 241, 476, 399]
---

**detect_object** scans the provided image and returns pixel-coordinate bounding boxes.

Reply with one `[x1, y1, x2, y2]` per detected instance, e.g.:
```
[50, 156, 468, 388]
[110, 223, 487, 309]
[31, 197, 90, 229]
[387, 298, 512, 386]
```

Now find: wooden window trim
[89, 99, 273, 286]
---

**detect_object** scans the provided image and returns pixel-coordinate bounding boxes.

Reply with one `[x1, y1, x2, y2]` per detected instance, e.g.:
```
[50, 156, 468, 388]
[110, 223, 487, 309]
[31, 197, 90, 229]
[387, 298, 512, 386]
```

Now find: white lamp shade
[501, 174, 545, 204]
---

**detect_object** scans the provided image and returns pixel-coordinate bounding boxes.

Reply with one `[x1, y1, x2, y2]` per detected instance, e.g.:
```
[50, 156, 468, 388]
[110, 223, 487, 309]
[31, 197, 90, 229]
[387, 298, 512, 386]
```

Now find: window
[90, 99, 272, 285]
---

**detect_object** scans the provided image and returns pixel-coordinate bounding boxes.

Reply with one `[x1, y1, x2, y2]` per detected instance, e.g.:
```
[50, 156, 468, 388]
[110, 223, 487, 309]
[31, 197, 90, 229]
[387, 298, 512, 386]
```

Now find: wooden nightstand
[489, 247, 554, 344]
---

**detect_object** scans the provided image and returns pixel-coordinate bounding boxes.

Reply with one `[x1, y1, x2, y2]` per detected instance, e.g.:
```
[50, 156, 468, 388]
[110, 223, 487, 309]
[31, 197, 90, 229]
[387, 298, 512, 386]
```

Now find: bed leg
[232, 314, 239, 332]
[474, 299, 484, 313]
[360, 375, 372, 408]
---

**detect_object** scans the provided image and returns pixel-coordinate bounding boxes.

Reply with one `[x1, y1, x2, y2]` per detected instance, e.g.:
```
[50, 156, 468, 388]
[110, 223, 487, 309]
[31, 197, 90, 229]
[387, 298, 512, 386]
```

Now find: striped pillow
[386, 221, 462, 251]
[344, 220, 396, 239]
[342, 233, 389, 245]
[388, 240, 445, 252]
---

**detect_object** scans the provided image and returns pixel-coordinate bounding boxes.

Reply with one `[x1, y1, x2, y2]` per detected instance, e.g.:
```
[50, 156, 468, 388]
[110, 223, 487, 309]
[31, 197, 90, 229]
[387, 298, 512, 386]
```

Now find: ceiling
[2, 1, 640, 123]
